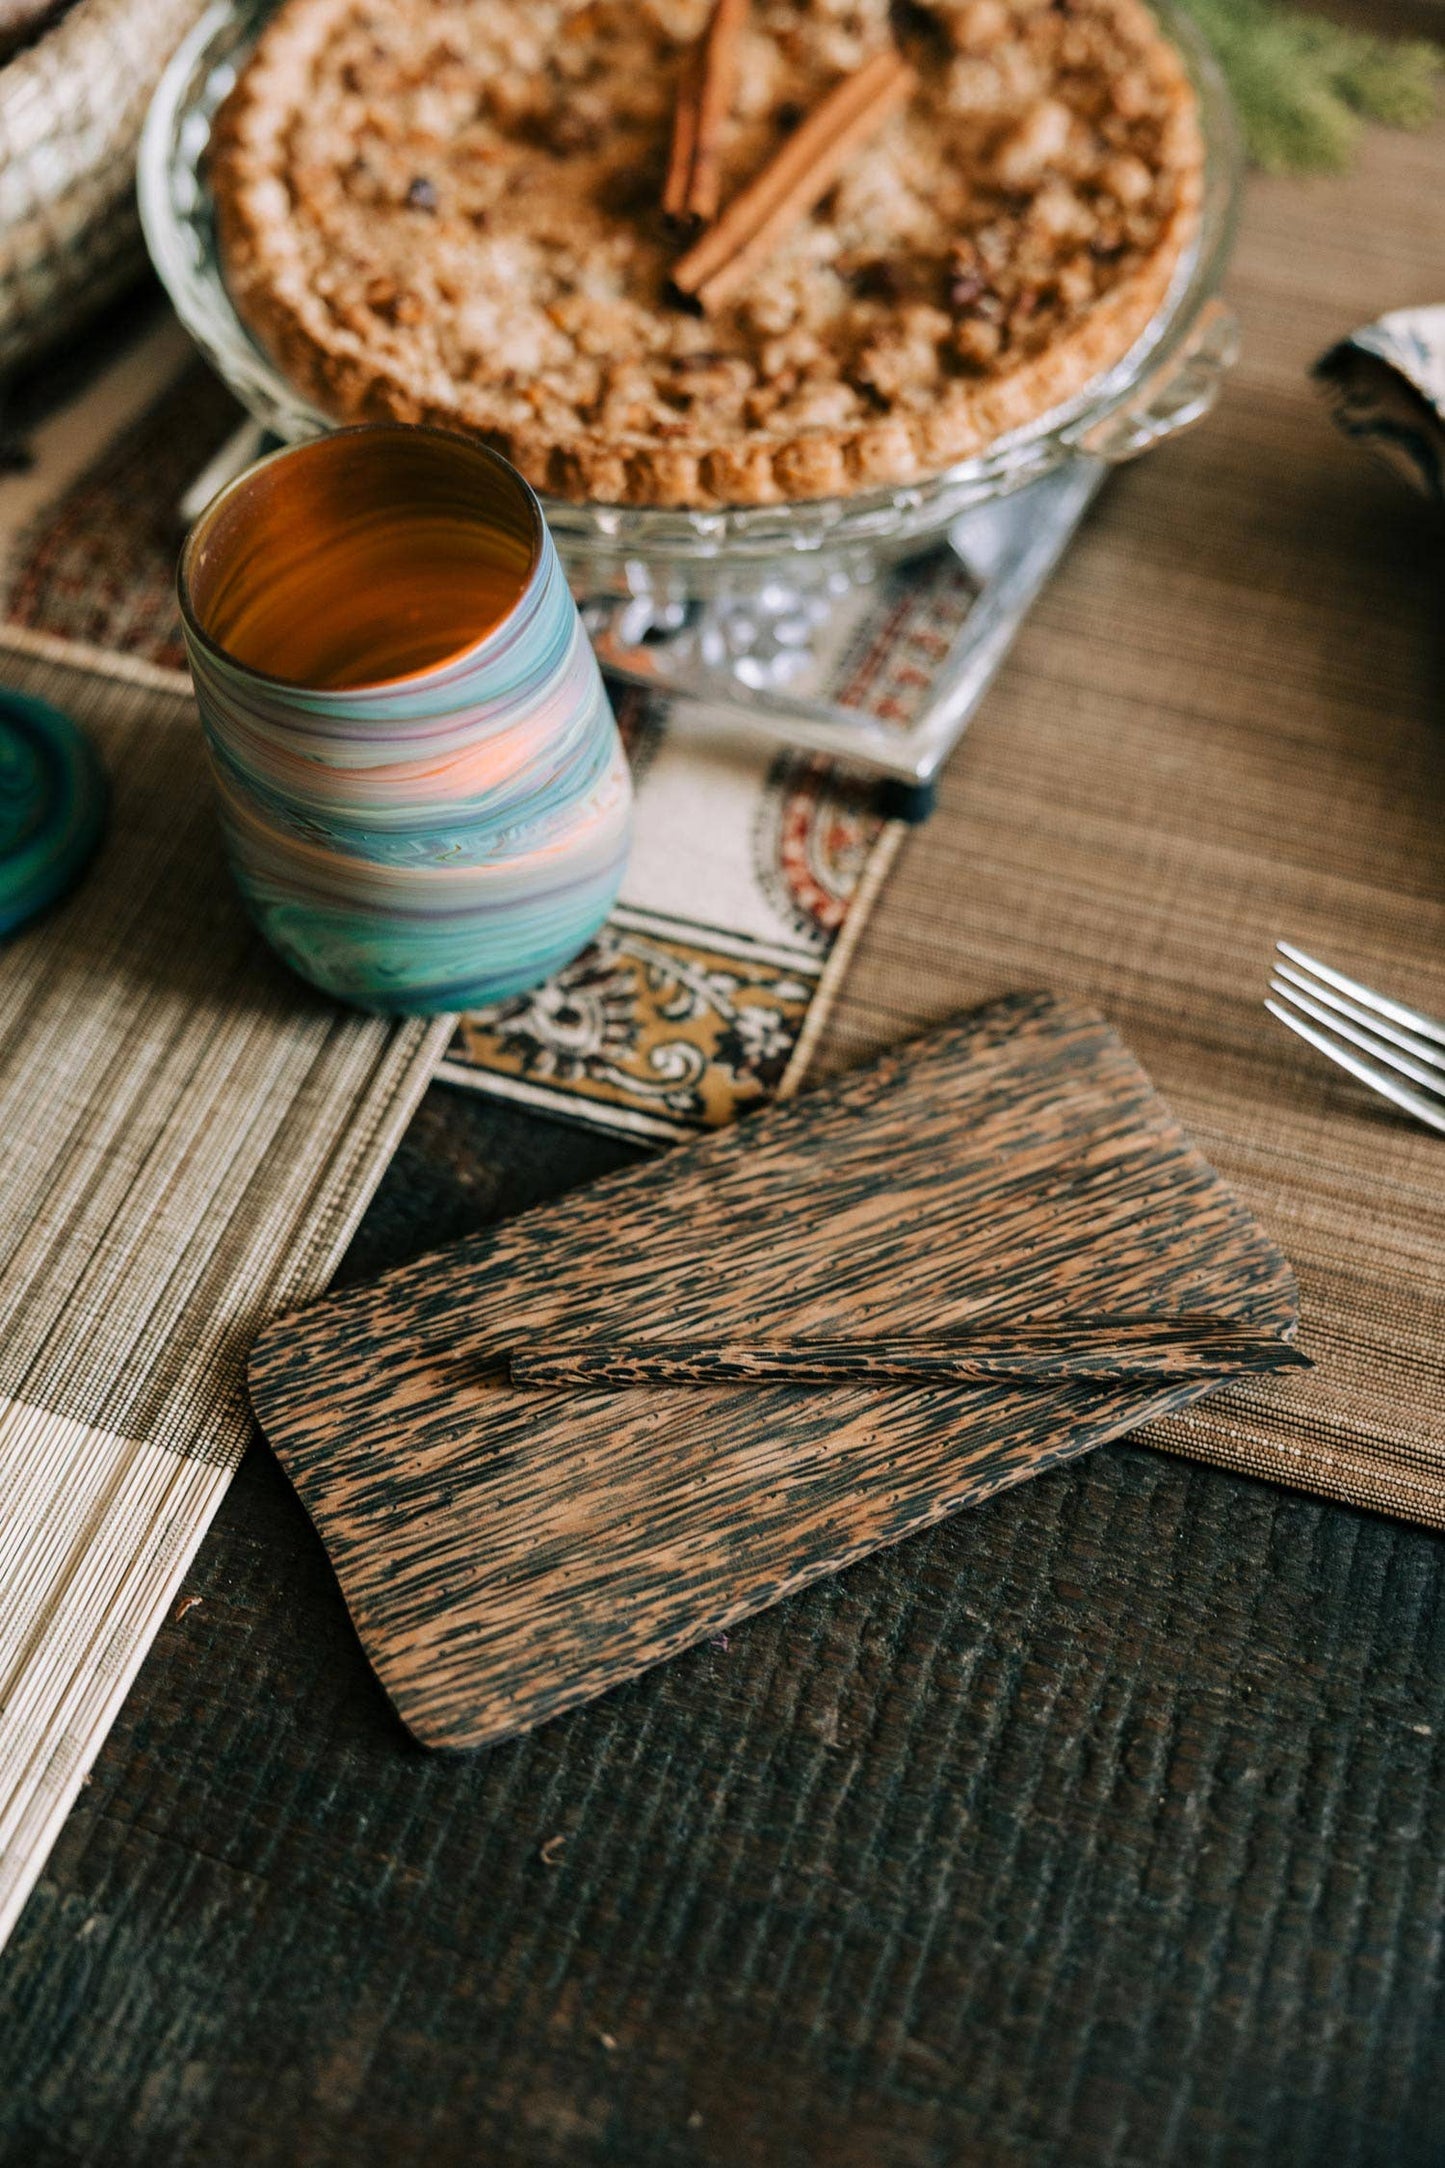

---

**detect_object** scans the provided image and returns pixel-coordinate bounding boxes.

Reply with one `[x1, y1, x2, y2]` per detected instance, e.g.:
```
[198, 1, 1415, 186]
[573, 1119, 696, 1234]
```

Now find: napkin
[1314, 303, 1445, 504]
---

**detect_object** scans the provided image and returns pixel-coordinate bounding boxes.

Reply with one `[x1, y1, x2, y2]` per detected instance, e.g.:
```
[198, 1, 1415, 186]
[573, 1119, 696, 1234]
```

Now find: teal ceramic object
[0, 690, 107, 936]
[178, 427, 632, 1016]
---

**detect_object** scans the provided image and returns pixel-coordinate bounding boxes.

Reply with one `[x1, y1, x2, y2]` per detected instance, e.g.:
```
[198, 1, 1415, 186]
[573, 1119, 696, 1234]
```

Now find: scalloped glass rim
[139, 0, 1241, 568]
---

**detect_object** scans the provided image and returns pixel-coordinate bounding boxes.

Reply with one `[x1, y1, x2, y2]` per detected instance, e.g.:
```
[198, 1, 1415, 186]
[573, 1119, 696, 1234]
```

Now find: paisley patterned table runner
[0, 308, 961, 1142]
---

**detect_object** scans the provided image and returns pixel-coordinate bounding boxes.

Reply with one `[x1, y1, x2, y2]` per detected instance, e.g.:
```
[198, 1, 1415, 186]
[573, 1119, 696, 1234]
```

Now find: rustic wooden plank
[249, 993, 1299, 1751]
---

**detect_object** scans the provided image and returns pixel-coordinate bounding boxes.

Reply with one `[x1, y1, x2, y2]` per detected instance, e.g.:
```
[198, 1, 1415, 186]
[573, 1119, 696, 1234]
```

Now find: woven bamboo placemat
[2, 91, 1442, 1559]
[807, 129, 1445, 1529]
[0, 638, 450, 1946]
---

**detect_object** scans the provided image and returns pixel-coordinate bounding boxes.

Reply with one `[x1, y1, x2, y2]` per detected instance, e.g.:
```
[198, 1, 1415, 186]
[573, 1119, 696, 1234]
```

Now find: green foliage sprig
[1176, 0, 1440, 170]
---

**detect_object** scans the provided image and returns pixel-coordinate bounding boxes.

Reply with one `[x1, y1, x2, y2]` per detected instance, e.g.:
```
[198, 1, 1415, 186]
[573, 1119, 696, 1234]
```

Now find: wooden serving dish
[248, 993, 1298, 1751]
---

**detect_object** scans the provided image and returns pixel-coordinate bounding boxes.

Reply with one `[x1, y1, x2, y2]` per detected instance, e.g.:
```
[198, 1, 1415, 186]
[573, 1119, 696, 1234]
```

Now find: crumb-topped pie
[211, 0, 1204, 507]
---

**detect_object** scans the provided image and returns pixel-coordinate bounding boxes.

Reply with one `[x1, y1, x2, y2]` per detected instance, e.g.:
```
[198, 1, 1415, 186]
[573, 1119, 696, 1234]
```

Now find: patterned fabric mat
[0, 638, 449, 1951]
[0, 308, 991, 1142]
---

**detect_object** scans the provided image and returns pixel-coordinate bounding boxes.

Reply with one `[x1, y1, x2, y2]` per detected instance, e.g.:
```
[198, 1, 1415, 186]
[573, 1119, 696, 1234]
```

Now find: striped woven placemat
[803, 121, 1445, 1531]
[0, 637, 450, 1946]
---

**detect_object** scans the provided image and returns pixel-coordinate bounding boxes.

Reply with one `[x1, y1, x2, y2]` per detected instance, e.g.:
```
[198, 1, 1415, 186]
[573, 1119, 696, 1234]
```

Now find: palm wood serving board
[248, 993, 1300, 1751]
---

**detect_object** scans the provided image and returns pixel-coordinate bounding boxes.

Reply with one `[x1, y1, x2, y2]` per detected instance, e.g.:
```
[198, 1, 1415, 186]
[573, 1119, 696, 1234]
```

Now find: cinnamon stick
[671, 46, 916, 313]
[691, 0, 750, 222]
[663, 40, 703, 222]
[664, 0, 749, 227]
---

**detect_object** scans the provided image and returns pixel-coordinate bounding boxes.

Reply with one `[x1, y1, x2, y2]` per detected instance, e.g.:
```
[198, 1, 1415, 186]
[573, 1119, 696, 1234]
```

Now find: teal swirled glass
[178, 426, 632, 1015]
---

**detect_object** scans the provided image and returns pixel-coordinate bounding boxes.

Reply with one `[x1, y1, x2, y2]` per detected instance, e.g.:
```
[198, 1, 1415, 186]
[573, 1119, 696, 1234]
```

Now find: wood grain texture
[510, 1321, 1311, 1388]
[249, 993, 1299, 1750]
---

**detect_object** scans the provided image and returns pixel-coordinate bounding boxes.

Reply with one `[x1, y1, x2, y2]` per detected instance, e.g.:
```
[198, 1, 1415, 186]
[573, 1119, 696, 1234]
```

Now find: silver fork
[1267, 943, 1445, 1135]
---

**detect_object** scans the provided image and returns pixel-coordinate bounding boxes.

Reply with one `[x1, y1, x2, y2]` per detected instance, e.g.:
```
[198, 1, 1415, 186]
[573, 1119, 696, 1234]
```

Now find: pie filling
[211, 0, 1204, 507]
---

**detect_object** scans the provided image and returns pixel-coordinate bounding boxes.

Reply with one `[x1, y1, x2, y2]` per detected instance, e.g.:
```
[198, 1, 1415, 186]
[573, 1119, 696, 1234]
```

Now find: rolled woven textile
[179, 427, 633, 1016]
[0, 0, 207, 375]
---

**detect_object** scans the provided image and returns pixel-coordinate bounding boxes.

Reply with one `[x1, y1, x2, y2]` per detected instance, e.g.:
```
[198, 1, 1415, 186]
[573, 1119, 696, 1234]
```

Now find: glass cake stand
[139, 0, 1241, 814]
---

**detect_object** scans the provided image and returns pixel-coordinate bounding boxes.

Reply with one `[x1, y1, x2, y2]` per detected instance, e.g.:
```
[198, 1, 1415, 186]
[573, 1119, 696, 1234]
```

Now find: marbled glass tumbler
[178, 424, 632, 1014]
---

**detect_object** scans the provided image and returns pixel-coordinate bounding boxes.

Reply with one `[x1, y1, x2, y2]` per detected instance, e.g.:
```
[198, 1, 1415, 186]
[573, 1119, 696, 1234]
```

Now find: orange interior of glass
[183, 429, 538, 691]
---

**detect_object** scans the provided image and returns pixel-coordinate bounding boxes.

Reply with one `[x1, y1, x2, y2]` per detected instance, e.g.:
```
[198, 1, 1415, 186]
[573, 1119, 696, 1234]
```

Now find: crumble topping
[212, 0, 1203, 505]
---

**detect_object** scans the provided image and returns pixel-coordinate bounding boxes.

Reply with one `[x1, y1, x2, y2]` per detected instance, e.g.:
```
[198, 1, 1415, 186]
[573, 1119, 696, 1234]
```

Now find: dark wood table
[9, 1086, 1445, 2168]
[4, 77, 1445, 2168]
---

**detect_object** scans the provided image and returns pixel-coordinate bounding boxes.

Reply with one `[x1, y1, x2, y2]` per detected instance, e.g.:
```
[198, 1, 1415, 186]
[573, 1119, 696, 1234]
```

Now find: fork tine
[1270, 979, 1445, 1095]
[1266, 998, 1445, 1134]
[1273, 961, 1445, 1074]
[1277, 942, 1445, 1050]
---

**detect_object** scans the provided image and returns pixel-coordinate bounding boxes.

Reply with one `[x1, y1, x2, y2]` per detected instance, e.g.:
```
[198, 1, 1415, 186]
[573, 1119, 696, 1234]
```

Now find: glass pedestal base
[576, 461, 1104, 818]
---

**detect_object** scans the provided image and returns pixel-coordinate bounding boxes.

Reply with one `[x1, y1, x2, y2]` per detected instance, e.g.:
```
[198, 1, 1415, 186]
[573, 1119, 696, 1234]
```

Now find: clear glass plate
[140, 0, 1240, 563]
[138, 0, 1241, 798]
